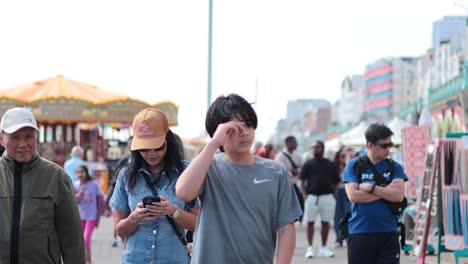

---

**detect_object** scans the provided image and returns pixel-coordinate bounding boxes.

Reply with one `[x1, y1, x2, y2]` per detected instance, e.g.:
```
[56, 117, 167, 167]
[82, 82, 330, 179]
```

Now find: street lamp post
[207, 0, 213, 109]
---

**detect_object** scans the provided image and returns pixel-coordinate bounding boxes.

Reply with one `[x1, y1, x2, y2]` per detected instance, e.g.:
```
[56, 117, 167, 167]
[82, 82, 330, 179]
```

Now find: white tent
[324, 136, 342, 153]
[339, 118, 409, 147]
[344, 135, 367, 147]
[340, 121, 368, 147]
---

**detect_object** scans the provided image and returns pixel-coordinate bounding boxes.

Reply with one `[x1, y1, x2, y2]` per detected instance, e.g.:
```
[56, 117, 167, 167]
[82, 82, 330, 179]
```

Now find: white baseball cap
[0, 107, 39, 134]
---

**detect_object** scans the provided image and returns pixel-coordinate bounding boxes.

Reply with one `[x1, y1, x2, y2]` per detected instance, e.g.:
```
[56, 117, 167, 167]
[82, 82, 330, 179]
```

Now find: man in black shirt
[300, 140, 341, 258]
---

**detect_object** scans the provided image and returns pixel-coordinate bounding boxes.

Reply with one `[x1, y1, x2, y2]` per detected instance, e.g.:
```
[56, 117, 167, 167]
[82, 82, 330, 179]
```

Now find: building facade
[363, 58, 394, 120]
[432, 16, 466, 48]
[336, 75, 363, 128]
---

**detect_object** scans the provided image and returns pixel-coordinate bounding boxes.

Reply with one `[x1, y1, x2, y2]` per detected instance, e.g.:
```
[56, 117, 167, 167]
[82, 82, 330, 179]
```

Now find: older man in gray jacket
[0, 107, 85, 264]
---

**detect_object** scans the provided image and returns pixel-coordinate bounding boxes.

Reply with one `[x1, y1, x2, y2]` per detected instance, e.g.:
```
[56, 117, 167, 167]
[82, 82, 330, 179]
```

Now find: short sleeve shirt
[73, 180, 102, 220]
[343, 157, 408, 234]
[299, 158, 340, 195]
[274, 149, 302, 173]
[191, 154, 302, 264]
[110, 161, 199, 264]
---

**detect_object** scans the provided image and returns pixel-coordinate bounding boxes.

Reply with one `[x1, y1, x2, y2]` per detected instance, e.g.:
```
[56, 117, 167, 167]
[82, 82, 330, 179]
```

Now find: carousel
[0, 75, 179, 166]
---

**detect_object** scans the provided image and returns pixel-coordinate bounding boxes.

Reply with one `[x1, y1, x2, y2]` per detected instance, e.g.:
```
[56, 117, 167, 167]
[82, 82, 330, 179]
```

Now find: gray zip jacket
[0, 152, 85, 264]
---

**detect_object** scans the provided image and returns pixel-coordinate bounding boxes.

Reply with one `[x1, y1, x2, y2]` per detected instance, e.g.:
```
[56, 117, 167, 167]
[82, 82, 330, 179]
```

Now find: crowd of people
[0, 95, 408, 264]
[254, 136, 354, 258]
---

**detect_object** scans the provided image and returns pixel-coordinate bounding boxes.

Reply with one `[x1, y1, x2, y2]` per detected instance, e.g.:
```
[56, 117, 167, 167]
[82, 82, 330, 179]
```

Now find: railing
[428, 75, 465, 105]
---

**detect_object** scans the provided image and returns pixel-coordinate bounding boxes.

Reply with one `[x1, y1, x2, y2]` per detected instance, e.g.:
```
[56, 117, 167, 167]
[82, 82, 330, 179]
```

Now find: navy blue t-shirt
[343, 157, 408, 234]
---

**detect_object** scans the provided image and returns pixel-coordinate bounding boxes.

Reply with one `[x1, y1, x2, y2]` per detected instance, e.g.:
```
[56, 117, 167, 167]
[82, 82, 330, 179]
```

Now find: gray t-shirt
[191, 154, 302, 264]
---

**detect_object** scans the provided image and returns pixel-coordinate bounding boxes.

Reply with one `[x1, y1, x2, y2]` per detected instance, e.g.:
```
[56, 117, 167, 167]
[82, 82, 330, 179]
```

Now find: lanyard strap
[142, 173, 191, 257]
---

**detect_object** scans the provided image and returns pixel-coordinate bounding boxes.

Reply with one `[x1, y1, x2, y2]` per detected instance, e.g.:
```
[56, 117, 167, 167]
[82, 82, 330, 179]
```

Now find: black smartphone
[142, 196, 161, 208]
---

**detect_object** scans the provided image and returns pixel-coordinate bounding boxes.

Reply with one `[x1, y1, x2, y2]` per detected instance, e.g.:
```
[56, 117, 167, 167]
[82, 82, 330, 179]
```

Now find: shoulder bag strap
[363, 156, 386, 186]
[142, 173, 191, 257]
[282, 152, 298, 169]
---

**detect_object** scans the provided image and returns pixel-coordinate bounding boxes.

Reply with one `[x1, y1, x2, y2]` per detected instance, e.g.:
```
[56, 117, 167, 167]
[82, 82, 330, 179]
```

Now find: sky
[0, 0, 465, 143]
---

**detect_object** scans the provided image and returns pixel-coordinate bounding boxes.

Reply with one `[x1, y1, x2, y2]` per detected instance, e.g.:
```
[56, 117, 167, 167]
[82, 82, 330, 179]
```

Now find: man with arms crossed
[344, 123, 407, 264]
[176, 94, 302, 263]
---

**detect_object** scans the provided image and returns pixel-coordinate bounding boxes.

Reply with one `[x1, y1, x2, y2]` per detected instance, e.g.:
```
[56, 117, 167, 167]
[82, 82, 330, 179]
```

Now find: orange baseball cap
[130, 108, 169, 151]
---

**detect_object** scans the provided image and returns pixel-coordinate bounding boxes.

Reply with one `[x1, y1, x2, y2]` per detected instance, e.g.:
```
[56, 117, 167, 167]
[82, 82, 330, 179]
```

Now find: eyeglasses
[139, 142, 166, 153]
[375, 142, 394, 149]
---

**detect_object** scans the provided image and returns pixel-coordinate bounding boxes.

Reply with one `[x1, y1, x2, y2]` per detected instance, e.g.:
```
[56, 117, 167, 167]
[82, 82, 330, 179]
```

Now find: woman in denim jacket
[110, 108, 199, 264]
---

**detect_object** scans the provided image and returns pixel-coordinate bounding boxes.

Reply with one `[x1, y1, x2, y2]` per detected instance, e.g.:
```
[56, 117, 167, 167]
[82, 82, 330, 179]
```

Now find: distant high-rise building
[363, 58, 394, 121]
[304, 107, 332, 134]
[392, 57, 419, 114]
[431, 40, 464, 88]
[432, 16, 466, 48]
[272, 98, 332, 144]
[363, 57, 419, 121]
[285, 99, 330, 122]
[336, 75, 364, 128]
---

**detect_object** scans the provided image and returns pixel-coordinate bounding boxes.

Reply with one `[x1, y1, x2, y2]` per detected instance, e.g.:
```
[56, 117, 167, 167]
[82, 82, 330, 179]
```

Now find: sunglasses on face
[375, 142, 394, 149]
[139, 142, 166, 153]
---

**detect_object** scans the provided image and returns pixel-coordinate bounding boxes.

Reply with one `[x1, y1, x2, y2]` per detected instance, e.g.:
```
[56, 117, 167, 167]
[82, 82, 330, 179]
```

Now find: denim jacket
[110, 162, 198, 264]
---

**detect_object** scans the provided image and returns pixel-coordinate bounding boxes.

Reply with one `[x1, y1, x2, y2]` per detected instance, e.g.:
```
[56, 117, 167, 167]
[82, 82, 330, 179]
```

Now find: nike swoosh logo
[253, 178, 271, 184]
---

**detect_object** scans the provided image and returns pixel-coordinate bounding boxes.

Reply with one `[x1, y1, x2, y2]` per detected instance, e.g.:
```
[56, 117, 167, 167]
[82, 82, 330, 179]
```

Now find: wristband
[370, 184, 376, 193]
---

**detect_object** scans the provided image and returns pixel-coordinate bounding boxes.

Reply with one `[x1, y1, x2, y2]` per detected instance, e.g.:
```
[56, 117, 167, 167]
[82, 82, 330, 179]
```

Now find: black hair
[205, 94, 258, 152]
[126, 129, 185, 192]
[284, 136, 297, 145]
[77, 165, 93, 182]
[364, 123, 394, 144]
[314, 140, 325, 148]
[333, 146, 345, 165]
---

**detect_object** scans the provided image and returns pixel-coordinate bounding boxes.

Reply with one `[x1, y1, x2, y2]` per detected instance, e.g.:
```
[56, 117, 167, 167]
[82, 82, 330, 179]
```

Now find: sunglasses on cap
[139, 142, 166, 153]
[375, 142, 394, 149]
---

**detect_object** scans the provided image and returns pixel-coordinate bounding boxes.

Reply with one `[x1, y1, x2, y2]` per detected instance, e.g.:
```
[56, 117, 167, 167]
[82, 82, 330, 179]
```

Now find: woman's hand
[143, 196, 177, 218]
[128, 202, 158, 223]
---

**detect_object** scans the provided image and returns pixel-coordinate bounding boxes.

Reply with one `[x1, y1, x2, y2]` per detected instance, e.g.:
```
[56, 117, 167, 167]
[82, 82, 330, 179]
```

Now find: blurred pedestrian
[264, 143, 278, 160]
[74, 165, 104, 264]
[332, 146, 353, 247]
[110, 108, 199, 263]
[64, 145, 86, 182]
[176, 94, 302, 263]
[256, 143, 278, 160]
[0, 107, 85, 263]
[275, 136, 304, 221]
[105, 136, 133, 247]
[300, 140, 341, 258]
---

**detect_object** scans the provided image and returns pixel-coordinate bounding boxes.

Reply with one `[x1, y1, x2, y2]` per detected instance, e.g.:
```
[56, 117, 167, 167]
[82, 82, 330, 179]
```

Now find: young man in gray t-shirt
[176, 94, 302, 263]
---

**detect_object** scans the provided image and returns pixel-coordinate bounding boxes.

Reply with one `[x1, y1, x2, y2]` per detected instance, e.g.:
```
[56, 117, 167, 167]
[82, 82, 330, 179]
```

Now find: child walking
[74, 165, 104, 264]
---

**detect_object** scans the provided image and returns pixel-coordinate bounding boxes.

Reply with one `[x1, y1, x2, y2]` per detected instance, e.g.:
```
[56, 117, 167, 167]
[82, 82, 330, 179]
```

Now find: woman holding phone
[110, 108, 199, 264]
